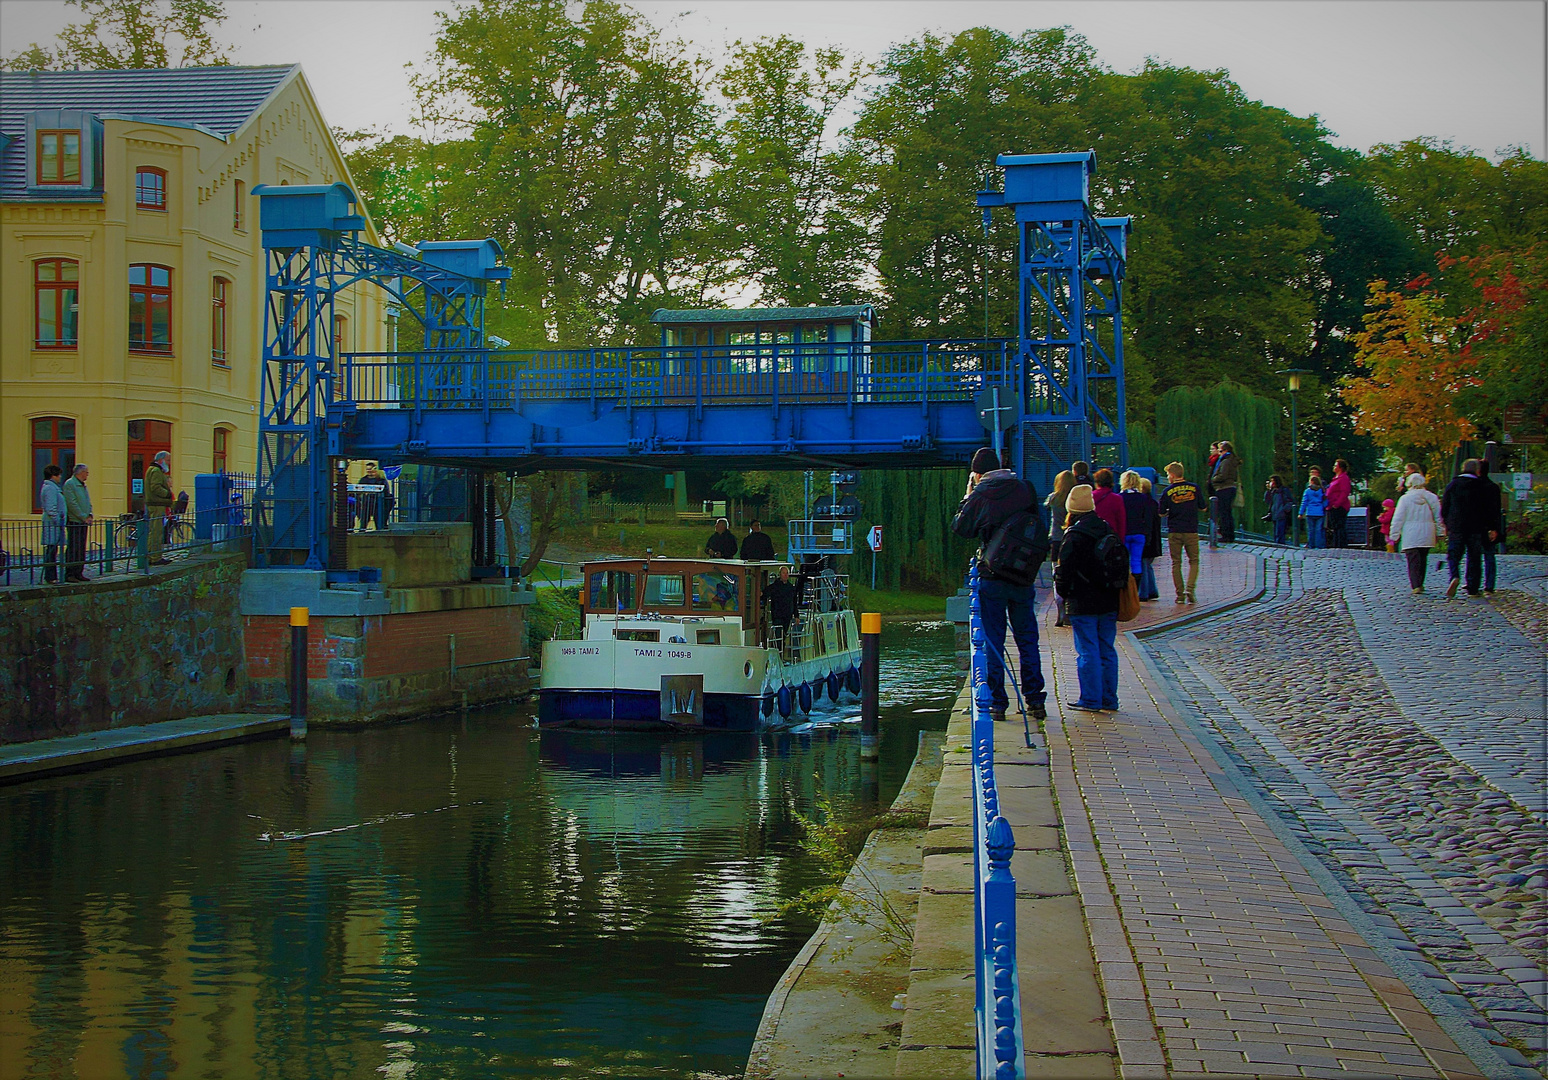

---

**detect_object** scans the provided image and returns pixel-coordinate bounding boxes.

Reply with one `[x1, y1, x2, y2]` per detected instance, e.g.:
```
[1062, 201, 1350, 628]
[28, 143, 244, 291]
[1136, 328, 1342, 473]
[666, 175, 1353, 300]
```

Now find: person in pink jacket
[1091, 468, 1127, 539]
[1324, 459, 1353, 548]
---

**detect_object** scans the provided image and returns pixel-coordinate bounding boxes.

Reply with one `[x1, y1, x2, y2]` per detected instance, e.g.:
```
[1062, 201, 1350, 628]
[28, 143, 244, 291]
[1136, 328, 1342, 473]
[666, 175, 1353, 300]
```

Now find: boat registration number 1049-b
[560, 646, 601, 656]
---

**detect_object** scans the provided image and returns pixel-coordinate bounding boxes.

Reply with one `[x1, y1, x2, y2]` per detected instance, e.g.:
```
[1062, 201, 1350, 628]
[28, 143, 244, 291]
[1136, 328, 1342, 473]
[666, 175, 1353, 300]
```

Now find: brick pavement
[994, 545, 1495, 1078]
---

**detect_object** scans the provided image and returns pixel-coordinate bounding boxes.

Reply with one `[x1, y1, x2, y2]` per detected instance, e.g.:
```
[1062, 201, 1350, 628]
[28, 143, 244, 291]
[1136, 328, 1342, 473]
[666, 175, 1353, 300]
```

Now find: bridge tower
[250, 182, 508, 568]
[977, 153, 1130, 494]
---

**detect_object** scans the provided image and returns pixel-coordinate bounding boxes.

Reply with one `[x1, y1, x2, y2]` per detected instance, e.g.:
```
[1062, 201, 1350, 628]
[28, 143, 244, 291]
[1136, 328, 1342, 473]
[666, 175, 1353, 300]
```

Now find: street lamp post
[1283, 369, 1308, 547]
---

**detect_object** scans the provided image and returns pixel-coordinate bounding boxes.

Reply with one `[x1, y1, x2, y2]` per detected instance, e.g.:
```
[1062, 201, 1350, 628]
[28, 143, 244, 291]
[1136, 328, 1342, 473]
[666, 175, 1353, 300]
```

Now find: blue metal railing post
[967, 562, 1026, 1079]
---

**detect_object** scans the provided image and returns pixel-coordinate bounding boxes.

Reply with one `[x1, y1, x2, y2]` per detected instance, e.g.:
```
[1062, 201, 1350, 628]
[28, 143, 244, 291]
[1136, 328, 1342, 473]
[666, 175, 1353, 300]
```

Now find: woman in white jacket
[1387, 472, 1442, 593]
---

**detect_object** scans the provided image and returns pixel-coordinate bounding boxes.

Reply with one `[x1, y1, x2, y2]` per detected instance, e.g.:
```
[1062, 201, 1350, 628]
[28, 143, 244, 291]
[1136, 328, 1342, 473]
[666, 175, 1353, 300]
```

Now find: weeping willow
[856, 468, 980, 595]
[1129, 379, 1280, 528]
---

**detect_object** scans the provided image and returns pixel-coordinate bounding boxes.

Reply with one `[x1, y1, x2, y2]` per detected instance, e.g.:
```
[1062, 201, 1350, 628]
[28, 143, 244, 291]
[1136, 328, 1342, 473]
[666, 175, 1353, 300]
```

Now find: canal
[0, 621, 959, 1079]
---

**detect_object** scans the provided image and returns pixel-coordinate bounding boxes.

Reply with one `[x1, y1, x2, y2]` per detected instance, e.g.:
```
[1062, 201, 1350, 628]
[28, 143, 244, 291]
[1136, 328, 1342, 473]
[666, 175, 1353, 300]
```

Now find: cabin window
[615, 628, 660, 642]
[37, 130, 80, 185]
[692, 570, 739, 611]
[589, 569, 637, 611]
[644, 573, 685, 607]
[695, 629, 721, 645]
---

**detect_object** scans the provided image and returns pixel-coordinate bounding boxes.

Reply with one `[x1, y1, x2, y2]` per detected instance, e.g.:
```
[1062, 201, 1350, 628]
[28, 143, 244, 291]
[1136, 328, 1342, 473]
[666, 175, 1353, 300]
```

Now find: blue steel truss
[978, 152, 1129, 496]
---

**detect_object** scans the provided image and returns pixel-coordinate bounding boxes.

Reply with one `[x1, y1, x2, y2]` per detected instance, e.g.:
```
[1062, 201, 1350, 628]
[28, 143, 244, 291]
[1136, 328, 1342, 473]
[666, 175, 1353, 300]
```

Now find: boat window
[615, 628, 660, 642]
[695, 629, 721, 645]
[692, 570, 739, 611]
[589, 569, 637, 611]
[644, 573, 686, 607]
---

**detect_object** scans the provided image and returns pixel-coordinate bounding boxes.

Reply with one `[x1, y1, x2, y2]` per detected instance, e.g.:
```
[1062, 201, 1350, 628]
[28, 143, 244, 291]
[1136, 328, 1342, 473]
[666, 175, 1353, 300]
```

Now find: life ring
[761, 693, 774, 717]
[777, 684, 793, 719]
[846, 666, 861, 694]
[827, 671, 843, 702]
[798, 680, 813, 714]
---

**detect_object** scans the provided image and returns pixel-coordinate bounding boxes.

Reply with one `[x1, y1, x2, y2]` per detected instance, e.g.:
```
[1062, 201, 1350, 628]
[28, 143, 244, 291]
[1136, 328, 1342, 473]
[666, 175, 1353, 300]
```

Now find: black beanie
[971, 447, 1000, 474]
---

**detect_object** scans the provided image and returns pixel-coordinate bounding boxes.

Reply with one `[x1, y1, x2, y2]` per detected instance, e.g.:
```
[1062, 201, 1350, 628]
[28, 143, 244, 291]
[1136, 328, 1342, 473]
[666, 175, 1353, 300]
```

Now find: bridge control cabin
[649, 305, 875, 402]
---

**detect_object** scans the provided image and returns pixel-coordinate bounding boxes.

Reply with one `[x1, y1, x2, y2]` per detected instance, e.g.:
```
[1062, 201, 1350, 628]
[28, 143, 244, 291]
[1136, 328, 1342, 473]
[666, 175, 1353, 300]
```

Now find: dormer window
[136, 167, 167, 210]
[37, 130, 80, 185]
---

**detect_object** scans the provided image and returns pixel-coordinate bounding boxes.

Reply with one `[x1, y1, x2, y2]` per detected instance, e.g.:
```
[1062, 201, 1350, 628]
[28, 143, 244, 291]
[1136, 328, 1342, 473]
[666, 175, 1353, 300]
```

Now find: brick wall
[363, 607, 524, 677]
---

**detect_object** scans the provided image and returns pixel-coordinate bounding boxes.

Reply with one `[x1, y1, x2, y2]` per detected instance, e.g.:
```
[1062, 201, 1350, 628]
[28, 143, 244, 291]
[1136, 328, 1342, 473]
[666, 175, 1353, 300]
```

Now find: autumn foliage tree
[1341, 278, 1479, 473]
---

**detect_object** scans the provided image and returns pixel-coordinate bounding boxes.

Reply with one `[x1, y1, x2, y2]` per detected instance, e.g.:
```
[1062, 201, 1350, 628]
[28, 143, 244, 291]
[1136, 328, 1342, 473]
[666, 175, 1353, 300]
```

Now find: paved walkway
[0, 713, 289, 784]
[989, 545, 1544, 1078]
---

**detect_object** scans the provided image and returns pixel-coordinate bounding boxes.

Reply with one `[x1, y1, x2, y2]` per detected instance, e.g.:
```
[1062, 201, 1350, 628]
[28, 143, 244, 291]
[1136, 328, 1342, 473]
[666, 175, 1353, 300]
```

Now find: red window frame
[34, 258, 80, 349]
[37, 130, 80, 185]
[135, 167, 167, 210]
[31, 417, 76, 513]
[213, 427, 230, 474]
[211, 277, 229, 365]
[129, 264, 173, 354]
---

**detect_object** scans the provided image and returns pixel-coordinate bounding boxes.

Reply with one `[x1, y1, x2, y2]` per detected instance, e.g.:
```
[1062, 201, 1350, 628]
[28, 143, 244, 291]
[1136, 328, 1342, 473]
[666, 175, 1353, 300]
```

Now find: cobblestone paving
[1144, 551, 1548, 1076]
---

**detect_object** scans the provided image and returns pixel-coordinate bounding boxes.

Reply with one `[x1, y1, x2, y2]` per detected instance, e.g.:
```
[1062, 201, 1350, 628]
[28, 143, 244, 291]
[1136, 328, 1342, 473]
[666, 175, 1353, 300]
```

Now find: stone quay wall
[0, 554, 250, 744]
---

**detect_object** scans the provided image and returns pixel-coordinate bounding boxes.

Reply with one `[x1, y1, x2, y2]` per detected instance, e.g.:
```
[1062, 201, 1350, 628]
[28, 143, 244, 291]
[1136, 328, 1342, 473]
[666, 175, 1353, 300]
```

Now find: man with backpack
[1054, 484, 1127, 713]
[951, 447, 1049, 723]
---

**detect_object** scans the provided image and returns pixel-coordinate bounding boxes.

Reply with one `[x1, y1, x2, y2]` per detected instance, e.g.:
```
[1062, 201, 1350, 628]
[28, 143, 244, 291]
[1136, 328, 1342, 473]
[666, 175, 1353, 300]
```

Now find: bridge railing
[967, 561, 1027, 1079]
[339, 338, 1014, 410]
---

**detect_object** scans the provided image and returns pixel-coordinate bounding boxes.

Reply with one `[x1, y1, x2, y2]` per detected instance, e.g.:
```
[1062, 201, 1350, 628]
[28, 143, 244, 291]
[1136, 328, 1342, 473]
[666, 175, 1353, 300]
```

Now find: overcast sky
[2, 0, 1543, 160]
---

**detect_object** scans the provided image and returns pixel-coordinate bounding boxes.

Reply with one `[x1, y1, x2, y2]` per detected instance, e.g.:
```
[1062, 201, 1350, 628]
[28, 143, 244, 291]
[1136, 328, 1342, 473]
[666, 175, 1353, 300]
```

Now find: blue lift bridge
[251, 153, 1129, 569]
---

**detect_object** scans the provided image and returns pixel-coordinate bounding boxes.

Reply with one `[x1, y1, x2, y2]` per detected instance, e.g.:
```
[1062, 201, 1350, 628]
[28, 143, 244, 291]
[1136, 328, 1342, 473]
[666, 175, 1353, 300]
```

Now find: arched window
[213, 427, 231, 473]
[333, 314, 349, 356]
[34, 259, 79, 349]
[129, 264, 173, 353]
[233, 179, 246, 230]
[31, 417, 76, 512]
[211, 277, 229, 365]
[135, 167, 167, 210]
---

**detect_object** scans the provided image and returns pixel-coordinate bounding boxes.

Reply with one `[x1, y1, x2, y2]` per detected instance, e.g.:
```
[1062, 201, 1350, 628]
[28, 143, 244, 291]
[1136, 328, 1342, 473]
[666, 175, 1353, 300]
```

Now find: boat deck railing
[967, 562, 1027, 1078]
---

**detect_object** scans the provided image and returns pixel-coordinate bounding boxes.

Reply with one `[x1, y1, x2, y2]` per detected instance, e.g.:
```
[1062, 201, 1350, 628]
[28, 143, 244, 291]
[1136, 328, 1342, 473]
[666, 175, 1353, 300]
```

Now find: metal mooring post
[860, 611, 881, 760]
[289, 606, 309, 741]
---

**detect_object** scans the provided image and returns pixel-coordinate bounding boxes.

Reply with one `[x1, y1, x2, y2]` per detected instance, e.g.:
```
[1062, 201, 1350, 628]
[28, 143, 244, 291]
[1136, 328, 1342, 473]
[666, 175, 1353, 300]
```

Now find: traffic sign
[867, 525, 883, 552]
[975, 387, 1021, 432]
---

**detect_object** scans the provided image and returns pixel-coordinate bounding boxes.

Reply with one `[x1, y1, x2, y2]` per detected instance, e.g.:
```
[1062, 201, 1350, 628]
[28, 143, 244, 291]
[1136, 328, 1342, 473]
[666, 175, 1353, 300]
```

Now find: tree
[1341, 280, 1478, 474]
[2, 0, 231, 70]
[1443, 246, 1548, 430]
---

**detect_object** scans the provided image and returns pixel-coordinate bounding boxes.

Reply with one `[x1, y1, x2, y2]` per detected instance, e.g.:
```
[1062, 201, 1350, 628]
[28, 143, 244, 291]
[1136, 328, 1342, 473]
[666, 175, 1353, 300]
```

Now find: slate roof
[0, 65, 296, 199]
[651, 305, 873, 324]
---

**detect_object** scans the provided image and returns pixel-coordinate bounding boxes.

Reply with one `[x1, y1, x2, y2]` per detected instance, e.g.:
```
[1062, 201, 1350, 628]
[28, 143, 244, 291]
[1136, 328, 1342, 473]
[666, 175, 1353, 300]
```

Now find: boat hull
[538, 688, 764, 731]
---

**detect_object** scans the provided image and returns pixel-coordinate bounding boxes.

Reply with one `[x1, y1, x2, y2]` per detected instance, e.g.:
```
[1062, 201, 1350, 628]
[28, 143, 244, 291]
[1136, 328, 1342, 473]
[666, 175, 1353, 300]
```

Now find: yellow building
[0, 65, 387, 520]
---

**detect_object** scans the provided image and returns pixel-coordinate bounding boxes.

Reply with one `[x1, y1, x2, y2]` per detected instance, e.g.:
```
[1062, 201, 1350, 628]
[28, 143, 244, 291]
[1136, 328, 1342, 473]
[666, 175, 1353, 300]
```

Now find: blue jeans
[978, 576, 1046, 711]
[1140, 558, 1158, 600]
[1305, 516, 1324, 548]
[1069, 613, 1118, 710]
[1273, 515, 1290, 545]
[1447, 533, 1483, 593]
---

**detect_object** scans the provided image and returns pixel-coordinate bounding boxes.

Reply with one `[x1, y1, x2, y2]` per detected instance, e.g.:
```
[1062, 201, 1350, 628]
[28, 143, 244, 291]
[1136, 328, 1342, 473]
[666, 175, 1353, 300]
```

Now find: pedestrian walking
[1139, 476, 1162, 601]
[63, 463, 93, 581]
[1046, 470, 1076, 626]
[1207, 440, 1240, 543]
[144, 451, 175, 565]
[704, 517, 738, 559]
[1477, 469, 1506, 594]
[1091, 468, 1127, 538]
[739, 519, 776, 561]
[1265, 475, 1295, 545]
[1377, 499, 1397, 551]
[1388, 473, 1441, 593]
[1054, 484, 1123, 713]
[952, 446, 1048, 722]
[39, 464, 66, 584]
[1158, 462, 1201, 604]
[1440, 459, 1491, 598]
[1324, 459, 1353, 547]
[1299, 476, 1326, 549]
[1119, 471, 1157, 598]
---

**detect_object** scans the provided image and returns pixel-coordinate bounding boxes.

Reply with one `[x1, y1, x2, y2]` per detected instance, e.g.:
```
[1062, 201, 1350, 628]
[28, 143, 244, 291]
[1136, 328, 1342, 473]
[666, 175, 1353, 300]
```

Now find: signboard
[132, 478, 144, 495]
[974, 387, 1021, 432]
[1513, 473, 1534, 502]
[1503, 403, 1545, 445]
[867, 525, 883, 552]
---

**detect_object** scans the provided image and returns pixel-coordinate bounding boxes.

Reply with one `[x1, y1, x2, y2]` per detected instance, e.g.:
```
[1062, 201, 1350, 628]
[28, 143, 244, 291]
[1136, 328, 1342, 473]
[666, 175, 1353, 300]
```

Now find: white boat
[538, 557, 862, 730]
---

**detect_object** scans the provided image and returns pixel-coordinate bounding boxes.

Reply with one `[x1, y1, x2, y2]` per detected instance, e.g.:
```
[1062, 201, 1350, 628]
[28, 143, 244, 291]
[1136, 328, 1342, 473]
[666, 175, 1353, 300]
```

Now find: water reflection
[0, 622, 958, 1079]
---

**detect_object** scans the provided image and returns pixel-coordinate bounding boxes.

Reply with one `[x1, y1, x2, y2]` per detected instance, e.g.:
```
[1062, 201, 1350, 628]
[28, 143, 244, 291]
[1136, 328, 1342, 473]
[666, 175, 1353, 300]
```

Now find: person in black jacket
[739, 519, 777, 561]
[1476, 470, 1506, 594]
[1054, 485, 1120, 713]
[1440, 460, 1491, 598]
[705, 518, 738, 559]
[764, 564, 802, 653]
[951, 447, 1046, 722]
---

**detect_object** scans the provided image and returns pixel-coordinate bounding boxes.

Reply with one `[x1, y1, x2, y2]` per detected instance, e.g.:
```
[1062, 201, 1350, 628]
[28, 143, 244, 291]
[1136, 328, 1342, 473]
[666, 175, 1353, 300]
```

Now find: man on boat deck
[705, 518, 739, 559]
[764, 564, 802, 653]
[951, 446, 1048, 724]
[740, 519, 776, 561]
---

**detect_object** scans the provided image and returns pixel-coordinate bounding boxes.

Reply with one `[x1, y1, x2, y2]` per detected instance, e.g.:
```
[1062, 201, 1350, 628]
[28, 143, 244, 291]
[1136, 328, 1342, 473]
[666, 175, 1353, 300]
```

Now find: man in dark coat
[1054, 485, 1121, 713]
[951, 447, 1046, 722]
[740, 519, 776, 561]
[764, 564, 802, 652]
[1477, 469, 1506, 593]
[1440, 459, 1492, 598]
[704, 518, 738, 559]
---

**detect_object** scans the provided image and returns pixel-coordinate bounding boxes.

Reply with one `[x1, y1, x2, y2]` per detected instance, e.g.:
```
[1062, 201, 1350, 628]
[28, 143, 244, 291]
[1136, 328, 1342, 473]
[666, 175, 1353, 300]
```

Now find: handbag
[1117, 574, 1141, 622]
